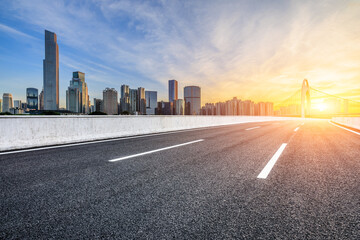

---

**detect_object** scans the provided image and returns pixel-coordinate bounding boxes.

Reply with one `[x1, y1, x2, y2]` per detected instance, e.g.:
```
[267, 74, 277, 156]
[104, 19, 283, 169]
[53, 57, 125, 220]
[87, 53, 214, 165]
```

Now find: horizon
[1, 0, 360, 108]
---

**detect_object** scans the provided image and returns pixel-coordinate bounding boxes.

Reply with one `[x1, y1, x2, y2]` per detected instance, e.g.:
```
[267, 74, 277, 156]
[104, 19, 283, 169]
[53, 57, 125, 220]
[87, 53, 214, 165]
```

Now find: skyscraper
[93, 98, 103, 112]
[43, 30, 59, 110]
[14, 100, 22, 109]
[265, 102, 274, 116]
[26, 88, 38, 111]
[174, 99, 184, 115]
[2, 93, 13, 113]
[103, 88, 118, 115]
[120, 85, 130, 113]
[184, 86, 201, 115]
[66, 71, 89, 113]
[168, 79, 178, 103]
[145, 91, 157, 115]
[39, 90, 44, 110]
[129, 89, 138, 114]
[137, 87, 146, 115]
[258, 102, 266, 116]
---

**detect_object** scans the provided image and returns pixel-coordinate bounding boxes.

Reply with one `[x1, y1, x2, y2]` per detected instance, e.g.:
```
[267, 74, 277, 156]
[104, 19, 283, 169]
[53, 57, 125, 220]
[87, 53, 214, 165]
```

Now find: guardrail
[0, 115, 297, 151]
[332, 117, 360, 130]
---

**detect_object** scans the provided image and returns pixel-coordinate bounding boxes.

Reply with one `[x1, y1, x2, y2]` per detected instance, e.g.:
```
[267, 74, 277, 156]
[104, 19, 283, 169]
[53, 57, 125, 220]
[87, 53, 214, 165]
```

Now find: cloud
[0, 23, 37, 40]
[1, 0, 360, 105]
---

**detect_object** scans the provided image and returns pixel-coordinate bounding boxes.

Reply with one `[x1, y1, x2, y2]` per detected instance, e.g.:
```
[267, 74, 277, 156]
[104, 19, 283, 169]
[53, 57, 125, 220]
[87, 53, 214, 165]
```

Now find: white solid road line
[109, 139, 204, 162]
[294, 127, 300, 132]
[328, 121, 360, 136]
[257, 143, 287, 179]
[245, 126, 260, 131]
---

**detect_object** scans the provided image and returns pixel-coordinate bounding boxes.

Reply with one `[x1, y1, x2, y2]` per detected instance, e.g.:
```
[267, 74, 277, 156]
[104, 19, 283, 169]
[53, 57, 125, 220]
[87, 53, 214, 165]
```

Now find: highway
[1, 119, 359, 239]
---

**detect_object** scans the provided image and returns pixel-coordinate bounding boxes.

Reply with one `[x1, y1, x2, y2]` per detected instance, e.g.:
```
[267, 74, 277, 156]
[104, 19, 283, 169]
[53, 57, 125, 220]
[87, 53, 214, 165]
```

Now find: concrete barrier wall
[0, 115, 297, 151]
[332, 117, 360, 130]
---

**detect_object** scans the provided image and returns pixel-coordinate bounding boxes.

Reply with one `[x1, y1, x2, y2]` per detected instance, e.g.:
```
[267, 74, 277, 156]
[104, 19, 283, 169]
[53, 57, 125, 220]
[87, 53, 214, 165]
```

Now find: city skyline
[1, 0, 360, 108]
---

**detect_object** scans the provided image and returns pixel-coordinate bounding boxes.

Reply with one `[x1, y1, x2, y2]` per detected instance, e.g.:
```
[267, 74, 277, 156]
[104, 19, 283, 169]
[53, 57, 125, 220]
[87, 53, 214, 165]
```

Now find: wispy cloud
[1, 0, 360, 104]
[0, 23, 37, 40]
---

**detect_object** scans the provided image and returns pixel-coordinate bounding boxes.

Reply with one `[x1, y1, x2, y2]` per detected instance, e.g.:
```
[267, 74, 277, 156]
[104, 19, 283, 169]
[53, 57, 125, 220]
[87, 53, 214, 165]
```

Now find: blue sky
[0, 0, 360, 107]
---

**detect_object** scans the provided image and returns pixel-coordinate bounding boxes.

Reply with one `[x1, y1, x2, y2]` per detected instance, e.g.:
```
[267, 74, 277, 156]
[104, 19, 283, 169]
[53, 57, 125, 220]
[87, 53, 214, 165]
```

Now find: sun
[317, 103, 327, 112]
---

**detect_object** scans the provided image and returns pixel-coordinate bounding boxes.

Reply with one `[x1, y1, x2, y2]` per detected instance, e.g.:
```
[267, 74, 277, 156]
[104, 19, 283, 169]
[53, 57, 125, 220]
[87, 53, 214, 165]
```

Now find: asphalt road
[1, 120, 359, 239]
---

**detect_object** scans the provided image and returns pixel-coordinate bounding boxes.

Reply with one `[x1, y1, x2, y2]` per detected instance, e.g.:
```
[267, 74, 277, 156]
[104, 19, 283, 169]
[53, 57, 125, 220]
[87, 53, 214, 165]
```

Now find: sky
[0, 0, 359, 108]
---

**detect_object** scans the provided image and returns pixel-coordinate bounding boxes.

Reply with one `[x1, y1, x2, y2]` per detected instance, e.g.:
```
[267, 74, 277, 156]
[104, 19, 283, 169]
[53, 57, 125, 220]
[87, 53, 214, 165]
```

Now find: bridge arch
[301, 79, 311, 118]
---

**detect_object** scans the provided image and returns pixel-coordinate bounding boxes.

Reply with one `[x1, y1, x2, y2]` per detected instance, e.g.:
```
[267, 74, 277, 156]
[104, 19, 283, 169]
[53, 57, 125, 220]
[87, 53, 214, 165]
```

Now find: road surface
[1, 119, 359, 239]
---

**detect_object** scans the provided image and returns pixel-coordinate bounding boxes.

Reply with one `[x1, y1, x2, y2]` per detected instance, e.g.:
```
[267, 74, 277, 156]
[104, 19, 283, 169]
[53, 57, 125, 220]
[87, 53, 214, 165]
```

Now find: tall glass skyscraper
[168, 80, 178, 103]
[145, 91, 157, 115]
[120, 85, 130, 113]
[43, 30, 59, 110]
[184, 86, 201, 115]
[137, 87, 146, 115]
[26, 88, 38, 111]
[66, 71, 89, 113]
[2, 93, 13, 113]
[129, 89, 138, 114]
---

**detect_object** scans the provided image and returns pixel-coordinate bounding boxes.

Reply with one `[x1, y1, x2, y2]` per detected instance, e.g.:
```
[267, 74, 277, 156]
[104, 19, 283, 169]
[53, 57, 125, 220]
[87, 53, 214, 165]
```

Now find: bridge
[276, 79, 360, 118]
[0, 81, 359, 239]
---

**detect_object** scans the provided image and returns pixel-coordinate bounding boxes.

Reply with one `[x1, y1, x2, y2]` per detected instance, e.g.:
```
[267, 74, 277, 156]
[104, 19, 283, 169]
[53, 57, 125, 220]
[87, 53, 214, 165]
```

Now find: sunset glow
[0, 0, 359, 107]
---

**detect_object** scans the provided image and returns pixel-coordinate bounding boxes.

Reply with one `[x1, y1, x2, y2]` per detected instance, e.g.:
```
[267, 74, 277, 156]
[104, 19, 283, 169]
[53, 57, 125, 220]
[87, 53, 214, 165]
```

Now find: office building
[203, 103, 216, 115]
[174, 99, 184, 115]
[215, 102, 225, 115]
[145, 91, 157, 115]
[265, 102, 274, 116]
[184, 86, 201, 115]
[0, 99, 2, 112]
[156, 101, 173, 115]
[26, 88, 38, 111]
[2, 93, 13, 113]
[21, 102, 27, 110]
[43, 30, 59, 110]
[168, 79, 178, 103]
[14, 100, 22, 109]
[129, 89, 138, 114]
[137, 87, 146, 115]
[258, 102, 266, 116]
[39, 90, 44, 110]
[66, 71, 89, 113]
[103, 88, 118, 115]
[93, 98, 103, 112]
[120, 85, 130, 113]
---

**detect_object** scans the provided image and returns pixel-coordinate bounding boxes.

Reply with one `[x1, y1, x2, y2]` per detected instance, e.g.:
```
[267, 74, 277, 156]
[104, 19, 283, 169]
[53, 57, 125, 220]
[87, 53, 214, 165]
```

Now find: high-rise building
[145, 91, 157, 115]
[265, 102, 274, 116]
[129, 89, 138, 114]
[26, 88, 38, 111]
[43, 30, 59, 110]
[168, 79, 178, 103]
[93, 98, 103, 112]
[103, 88, 118, 115]
[120, 85, 130, 113]
[66, 71, 89, 113]
[14, 100, 22, 109]
[0, 99, 2, 112]
[2, 93, 13, 113]
[39, 90, 44, 110]
[174, 99, 184, 115]
[156, 101, 173, 115]
[215, 102, 226, 116]
[184, 86, 201, 115]
[258, 102, 266, 116]
[137, 87, 146, 115]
